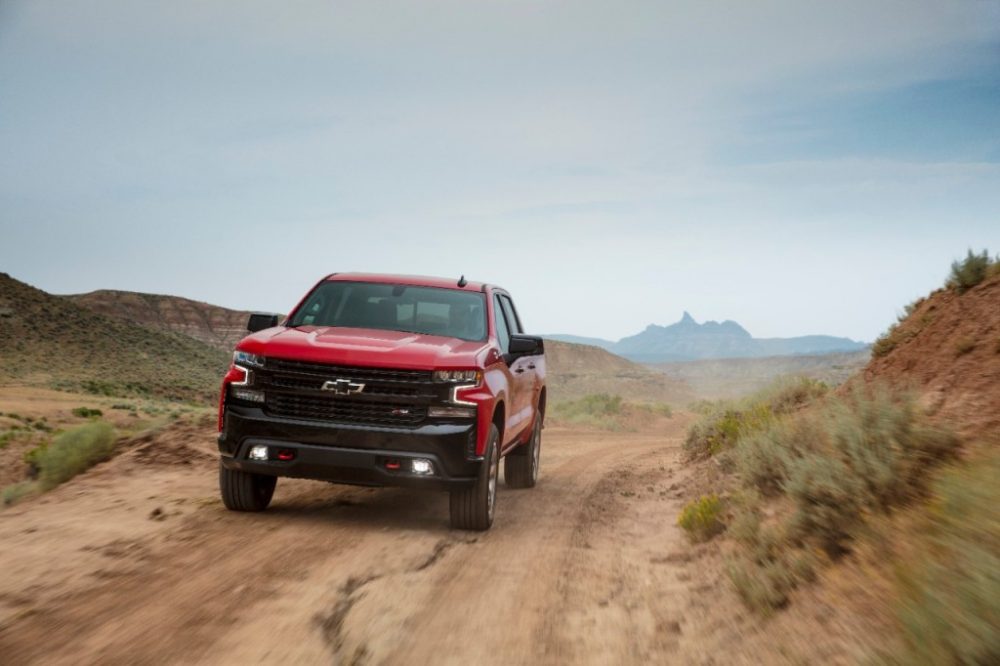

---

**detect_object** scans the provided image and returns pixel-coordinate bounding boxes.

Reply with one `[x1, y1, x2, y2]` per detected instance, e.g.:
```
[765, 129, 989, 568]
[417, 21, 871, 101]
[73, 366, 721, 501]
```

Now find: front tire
[219, 461, 277, 512]
[505, 417, 541, 489]
[450, 424, 500, 531]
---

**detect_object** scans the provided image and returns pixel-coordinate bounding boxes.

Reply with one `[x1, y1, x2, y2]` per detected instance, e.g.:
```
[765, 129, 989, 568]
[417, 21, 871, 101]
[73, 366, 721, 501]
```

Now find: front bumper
[218, 405, 480, 489]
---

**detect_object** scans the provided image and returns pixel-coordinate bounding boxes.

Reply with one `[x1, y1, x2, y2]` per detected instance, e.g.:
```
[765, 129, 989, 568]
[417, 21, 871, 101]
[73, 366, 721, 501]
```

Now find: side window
[493, 295, 511, 354]
[499, 295, 522, 334]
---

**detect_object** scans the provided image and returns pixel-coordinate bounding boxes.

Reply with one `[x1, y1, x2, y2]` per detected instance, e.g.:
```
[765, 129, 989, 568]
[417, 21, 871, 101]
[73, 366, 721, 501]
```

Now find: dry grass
[550, 394, 672, 431]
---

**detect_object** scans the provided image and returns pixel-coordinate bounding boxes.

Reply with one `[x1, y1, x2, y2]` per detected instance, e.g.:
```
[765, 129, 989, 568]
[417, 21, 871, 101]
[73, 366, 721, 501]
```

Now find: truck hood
[236, 326, 490, 370]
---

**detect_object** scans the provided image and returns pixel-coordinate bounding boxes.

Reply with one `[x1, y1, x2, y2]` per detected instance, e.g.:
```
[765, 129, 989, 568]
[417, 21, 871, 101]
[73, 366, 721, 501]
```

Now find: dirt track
[0, 415, 759, 665]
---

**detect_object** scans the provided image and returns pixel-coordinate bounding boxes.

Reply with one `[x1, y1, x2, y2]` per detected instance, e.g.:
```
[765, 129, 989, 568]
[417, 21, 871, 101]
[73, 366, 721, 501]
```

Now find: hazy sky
[2, 1, 999, 342]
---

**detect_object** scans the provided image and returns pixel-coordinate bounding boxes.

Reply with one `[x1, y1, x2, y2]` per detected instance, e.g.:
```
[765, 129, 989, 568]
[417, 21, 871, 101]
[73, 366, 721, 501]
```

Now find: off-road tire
[219, 462, 277, 512]
[505, 417, 541, 489]
[450, 424, 500, 530]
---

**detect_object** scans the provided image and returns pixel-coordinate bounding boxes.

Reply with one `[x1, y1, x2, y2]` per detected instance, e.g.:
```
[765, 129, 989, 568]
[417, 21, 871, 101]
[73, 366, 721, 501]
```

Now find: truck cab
[217, 273, 546, 530]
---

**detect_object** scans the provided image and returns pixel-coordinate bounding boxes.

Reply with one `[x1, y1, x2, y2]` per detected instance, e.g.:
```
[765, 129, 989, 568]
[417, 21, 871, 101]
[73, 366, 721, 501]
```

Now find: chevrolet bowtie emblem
[321, 379, 366, 395]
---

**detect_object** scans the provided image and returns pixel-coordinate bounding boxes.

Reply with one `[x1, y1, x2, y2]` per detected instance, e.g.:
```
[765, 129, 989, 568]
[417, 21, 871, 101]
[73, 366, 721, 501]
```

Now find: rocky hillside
[860, 272, 1000, 439]
[0, 274, 228, 402]
[544, 340, 693, 405]
[66, 290, 252, 353]
[548, 311, 866, 362]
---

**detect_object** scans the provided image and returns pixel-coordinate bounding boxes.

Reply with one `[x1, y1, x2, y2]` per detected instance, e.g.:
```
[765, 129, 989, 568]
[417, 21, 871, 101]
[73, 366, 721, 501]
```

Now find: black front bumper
[218, 405, 480, 489]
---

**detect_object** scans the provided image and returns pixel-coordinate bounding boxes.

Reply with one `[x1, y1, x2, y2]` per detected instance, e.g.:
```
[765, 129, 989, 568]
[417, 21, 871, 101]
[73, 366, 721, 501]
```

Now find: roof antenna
[457, 275, 468, 288]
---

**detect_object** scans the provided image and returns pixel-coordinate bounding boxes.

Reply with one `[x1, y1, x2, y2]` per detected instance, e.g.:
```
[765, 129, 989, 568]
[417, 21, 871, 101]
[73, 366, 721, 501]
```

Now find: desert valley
[1, 252, 997, 664]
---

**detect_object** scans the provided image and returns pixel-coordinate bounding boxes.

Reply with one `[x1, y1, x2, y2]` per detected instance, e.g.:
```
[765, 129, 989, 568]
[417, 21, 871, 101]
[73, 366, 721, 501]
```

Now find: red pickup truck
[217, 273, 546, 530]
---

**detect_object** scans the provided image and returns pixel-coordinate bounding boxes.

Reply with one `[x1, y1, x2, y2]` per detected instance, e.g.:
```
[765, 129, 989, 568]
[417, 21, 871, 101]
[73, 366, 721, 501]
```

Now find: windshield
[288, 281, 488, 342]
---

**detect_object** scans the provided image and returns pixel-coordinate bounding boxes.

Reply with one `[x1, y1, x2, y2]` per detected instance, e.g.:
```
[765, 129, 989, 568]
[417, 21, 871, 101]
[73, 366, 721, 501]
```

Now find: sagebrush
[946, 248, 998, 294]
[877, 455, 1000, 664]
[684, 377, 827, 459]
[677, 494, 724, 542]
[26, 421, 117, 490]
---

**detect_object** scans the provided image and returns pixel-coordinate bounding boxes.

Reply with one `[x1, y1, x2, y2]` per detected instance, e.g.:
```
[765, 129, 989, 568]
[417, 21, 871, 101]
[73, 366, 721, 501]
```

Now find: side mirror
[247, 313, 280, 333]
[509, 334, 544, 356]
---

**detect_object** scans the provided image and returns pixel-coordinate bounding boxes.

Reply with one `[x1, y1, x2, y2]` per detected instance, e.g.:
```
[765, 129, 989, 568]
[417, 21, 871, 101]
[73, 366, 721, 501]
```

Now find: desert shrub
[879, 456, 1000, 665]
[715, 380, 965, 614]
[111, 403, 136, 411]
[677, 494, 724, 542]
[946, 249, 993, 293]
[768, 389, 958, 555]
[785, 453, 864, 555]
[685, 377, 825, 458]
[756, 377, 828, 413]
[873, 311, 937, 359]
[954, 337, 976, 356]
[552, 395, 671, 430]
[731, 386, 957, 556]
[80, 380, 119, 397]
[726, 499, 817, 613]
[1, 482, 35, 507]
[735, 416, 819, 496]
[30, 421, 116, 490]
[727, 556, 797, 614]
[71, 406, 103, 418]
[572, 393, 622, 416]
[688, 399, 719, 415]
[872, 325, 900, 358]
[900, 297, 925, 321]
[634, 402, 673, 418]
[824, 388, 958, 511]
[551, 394, 625, 429]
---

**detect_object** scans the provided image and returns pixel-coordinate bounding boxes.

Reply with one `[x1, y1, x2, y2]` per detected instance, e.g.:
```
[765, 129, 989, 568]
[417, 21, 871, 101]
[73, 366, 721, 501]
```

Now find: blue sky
[1, 0, 998, 342]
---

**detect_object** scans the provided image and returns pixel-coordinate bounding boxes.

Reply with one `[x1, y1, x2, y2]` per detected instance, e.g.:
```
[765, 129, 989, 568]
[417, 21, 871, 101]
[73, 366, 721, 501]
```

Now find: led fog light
[428, 406, 476, 418]
[411, 459, 434, 475]
[249, 445, 269, 461]
[231, 388, 265, 404]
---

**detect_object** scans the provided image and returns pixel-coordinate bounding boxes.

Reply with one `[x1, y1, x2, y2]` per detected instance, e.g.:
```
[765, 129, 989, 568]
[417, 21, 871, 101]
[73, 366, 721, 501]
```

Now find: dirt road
[0, 415, 754, 665]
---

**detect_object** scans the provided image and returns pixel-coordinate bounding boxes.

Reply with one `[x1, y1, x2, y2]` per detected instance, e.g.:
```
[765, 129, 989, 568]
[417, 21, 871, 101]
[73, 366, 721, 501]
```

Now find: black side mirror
[509, 334, 544, 356]
[247, 313, 280, 333]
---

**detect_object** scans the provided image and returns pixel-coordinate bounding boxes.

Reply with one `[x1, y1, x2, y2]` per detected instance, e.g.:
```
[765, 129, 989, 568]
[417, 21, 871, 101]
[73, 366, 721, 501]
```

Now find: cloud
[1, 1, 999, 341]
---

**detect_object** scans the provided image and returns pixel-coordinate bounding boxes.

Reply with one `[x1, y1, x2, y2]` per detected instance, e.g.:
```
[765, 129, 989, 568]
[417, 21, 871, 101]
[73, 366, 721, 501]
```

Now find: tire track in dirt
[326, 427, 690, 665]
[0, 485, 366, 664]
[0, 419, 696, 665]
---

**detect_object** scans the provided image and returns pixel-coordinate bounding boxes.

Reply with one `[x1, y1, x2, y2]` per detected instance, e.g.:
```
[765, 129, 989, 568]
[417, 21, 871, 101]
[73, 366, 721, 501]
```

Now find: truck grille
[266, 358, 432, 384]
[266, 393, 427, 427]
[258, 358, 436, 428]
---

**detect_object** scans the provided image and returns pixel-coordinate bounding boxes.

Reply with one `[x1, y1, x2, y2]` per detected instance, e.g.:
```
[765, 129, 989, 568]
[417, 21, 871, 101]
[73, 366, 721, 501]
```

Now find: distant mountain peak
[548, 311, 868, 363]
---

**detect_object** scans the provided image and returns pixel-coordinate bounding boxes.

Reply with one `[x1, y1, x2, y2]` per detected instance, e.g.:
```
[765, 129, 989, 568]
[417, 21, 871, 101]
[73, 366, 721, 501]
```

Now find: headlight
[233, 351, 266, 368]
[433, 369, 482, 384]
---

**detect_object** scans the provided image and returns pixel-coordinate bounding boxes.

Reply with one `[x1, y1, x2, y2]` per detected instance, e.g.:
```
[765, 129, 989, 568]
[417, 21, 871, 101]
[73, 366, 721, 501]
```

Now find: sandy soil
[0, 413, 856, 665]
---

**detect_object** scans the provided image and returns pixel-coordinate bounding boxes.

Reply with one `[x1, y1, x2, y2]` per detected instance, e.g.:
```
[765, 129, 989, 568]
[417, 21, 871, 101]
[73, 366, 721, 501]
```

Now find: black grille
[266, 393, 427, 427]
[266, 358, 432, 384]
[269, 375, 420, 396]
[259, 357, 436, 427]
